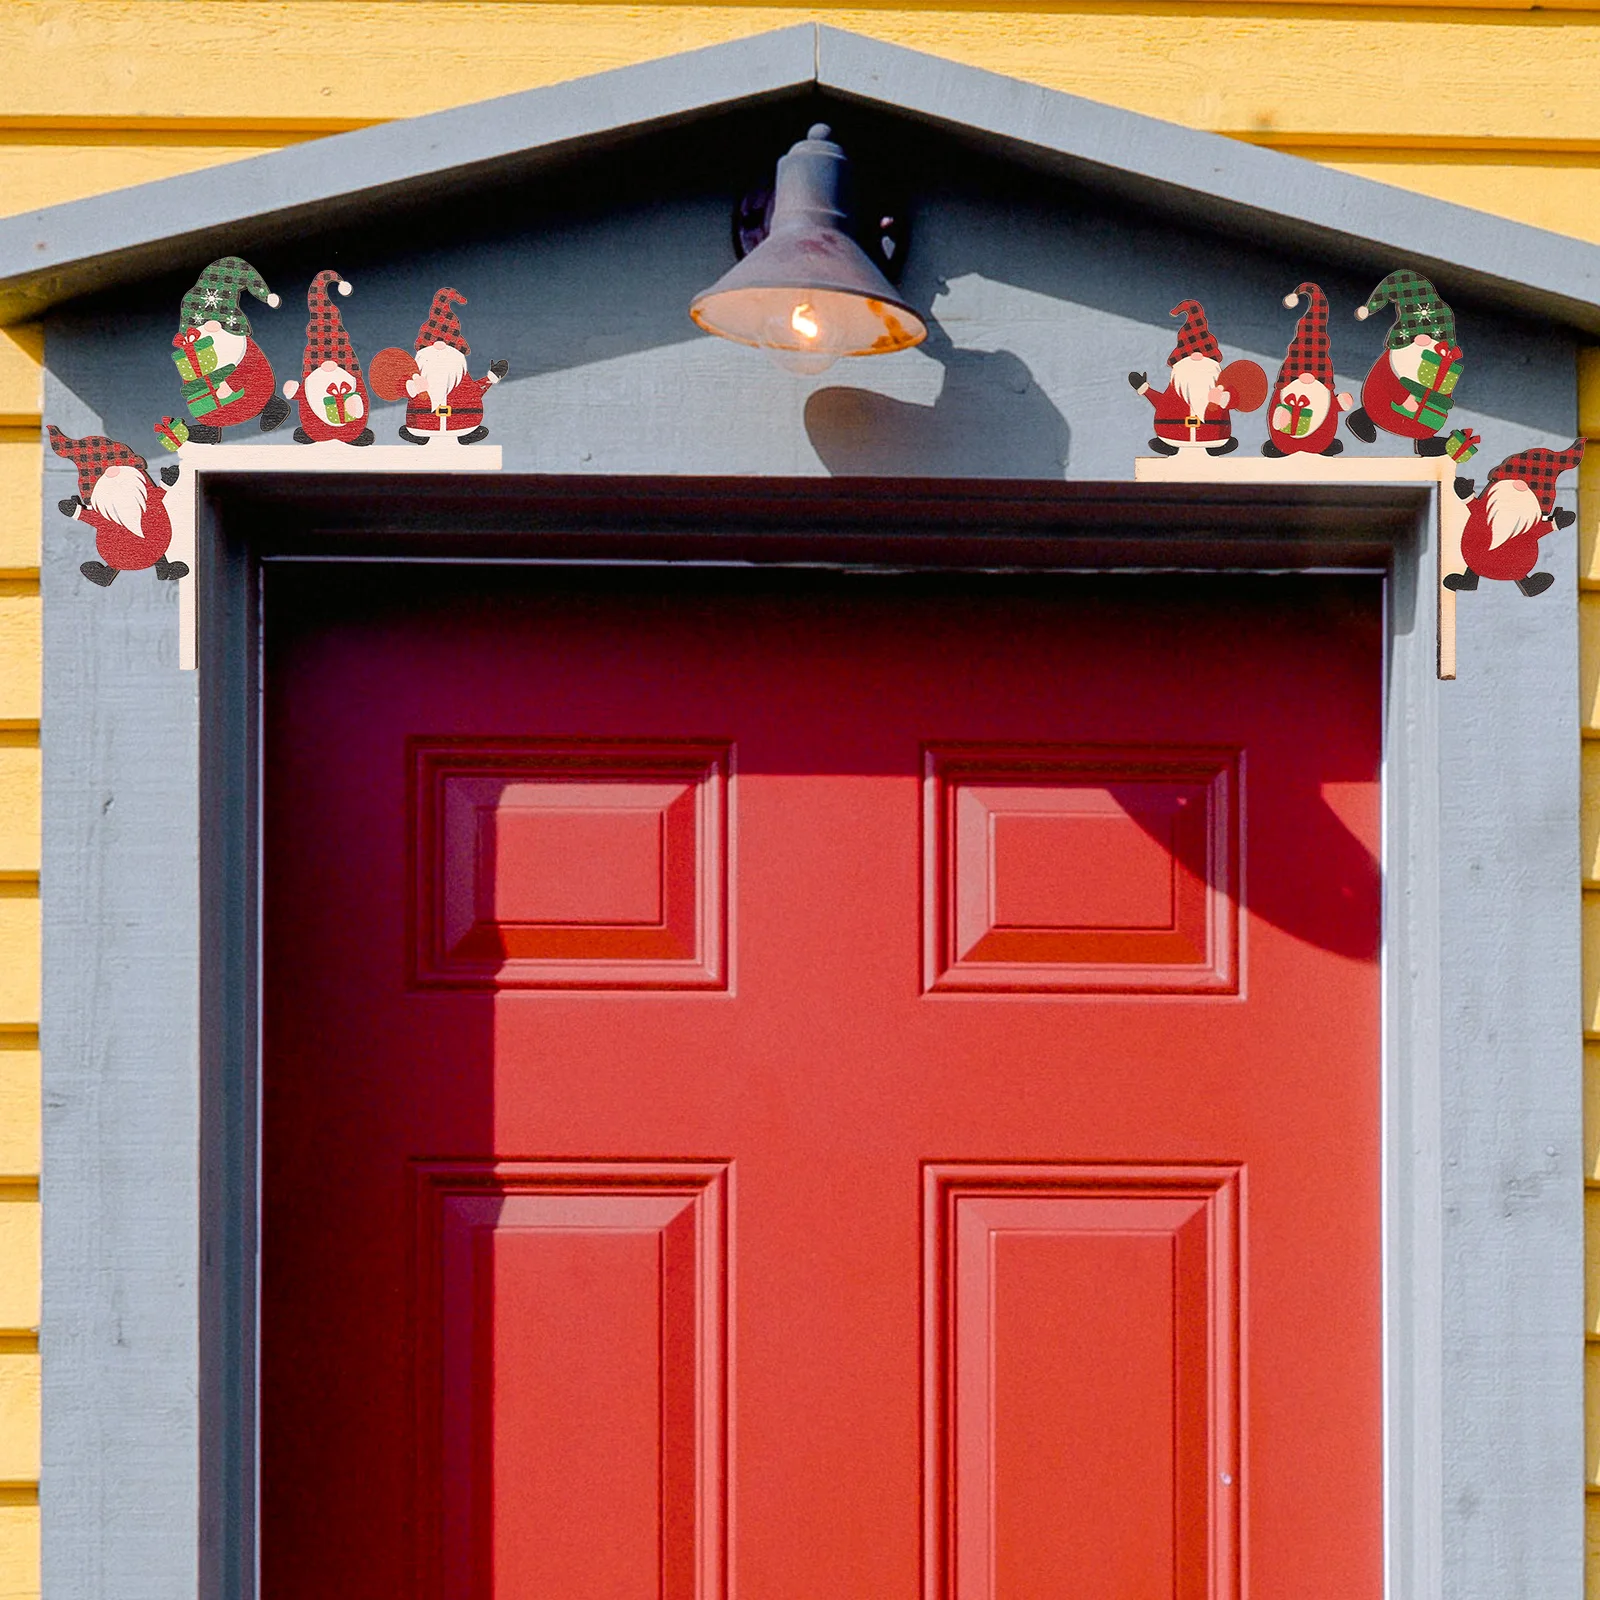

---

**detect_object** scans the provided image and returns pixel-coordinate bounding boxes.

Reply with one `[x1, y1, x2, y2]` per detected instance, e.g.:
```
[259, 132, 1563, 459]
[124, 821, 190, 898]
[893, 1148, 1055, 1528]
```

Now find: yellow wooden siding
[4, 6, 1600, 1598]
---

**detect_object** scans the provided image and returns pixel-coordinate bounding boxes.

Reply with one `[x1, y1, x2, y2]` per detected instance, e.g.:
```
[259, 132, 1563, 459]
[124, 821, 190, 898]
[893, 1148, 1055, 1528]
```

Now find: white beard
[1485, 478, 1542, 550]
[1273, 376, 1332, 435]
[1171, 353, 1222, 416]
[89, 465, 149, 534]
[195, 321, 247, 367]
[305, 360, 365, 421]
[415, 341, 468, 411]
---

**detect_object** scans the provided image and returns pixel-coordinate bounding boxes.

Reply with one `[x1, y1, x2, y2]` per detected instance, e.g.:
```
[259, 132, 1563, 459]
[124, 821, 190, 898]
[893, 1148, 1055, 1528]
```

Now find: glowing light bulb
[758, 299, 840, 376]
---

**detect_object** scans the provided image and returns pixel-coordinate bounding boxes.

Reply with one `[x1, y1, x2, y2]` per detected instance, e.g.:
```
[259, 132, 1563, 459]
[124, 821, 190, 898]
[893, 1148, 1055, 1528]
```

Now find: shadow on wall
[804, 314, 1070, 478]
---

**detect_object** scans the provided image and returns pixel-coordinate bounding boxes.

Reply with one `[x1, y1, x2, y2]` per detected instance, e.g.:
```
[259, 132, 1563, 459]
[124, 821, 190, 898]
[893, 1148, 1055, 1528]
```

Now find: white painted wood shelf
[164, 441, 503, 670]
[1134, 453, 1468, 679]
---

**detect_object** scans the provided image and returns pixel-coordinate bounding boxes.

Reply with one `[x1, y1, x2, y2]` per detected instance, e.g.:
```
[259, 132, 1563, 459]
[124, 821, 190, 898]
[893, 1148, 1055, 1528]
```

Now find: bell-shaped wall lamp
[690, 124, 928, 375]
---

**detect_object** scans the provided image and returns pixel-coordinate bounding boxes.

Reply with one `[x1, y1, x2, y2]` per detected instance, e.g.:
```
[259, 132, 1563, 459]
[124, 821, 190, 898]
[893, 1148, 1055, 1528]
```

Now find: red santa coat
[79, 483, 171, 571]
[178, 335, 276, 430]
[405, 372, 493, 434]
[1266, 384, 1340, 456]
[1140, 381, 1232, 445]
[295, 368, 372, 443]
[1360, 351, 1453, 442]
[1459, 497, 1552, 582]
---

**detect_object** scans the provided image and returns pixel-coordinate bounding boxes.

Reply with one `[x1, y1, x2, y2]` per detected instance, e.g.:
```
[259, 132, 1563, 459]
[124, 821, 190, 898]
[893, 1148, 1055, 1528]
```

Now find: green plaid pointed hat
[179, 256, 280, 337]
[1355, 270, 1456, 351]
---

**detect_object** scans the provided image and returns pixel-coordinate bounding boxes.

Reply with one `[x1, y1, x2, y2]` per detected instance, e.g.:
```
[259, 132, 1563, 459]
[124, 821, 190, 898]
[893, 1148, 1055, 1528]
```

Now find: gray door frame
[42, 470, 1582, 1600]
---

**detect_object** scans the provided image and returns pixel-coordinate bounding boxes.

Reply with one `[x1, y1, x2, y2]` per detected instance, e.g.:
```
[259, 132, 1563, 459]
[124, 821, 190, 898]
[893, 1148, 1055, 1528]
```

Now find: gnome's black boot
[1261, 439, 1286, 458]
[351, 428, 375, 446]
[1148, 437, 1179, 457]
[259, 394, 290, 433]
[154, 556, 188, 581]
[457, 426, 489, 445]
[1442, 568, 1480, 592]
[293, 428, 314, 444]
[1517, 572, 1555, 597]
[1415, 436, 1448, 457]
[159, 465, 180, 486]
[398, 426, 428, 445]
[186, 423, 222, 445]
[79, 561, 116, 587]
[1206, 437, 1239, 456]
[1319, 438, 1344, 456]
[1345, 407, 1377, 444]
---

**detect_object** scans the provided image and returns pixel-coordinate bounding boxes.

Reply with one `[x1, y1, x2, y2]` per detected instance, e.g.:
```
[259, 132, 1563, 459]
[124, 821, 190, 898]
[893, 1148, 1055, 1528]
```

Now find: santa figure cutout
[282, 270, 374, 446]
[170, 256, 290, 445]
[1128, 300, 1266, 456]
[369, 288, 509, 445]
[1262, 282, 1354, 457]
[1346, 271, 1462, 457]
[1444, 440, 1583, 597]
[48, 425, 186, 588]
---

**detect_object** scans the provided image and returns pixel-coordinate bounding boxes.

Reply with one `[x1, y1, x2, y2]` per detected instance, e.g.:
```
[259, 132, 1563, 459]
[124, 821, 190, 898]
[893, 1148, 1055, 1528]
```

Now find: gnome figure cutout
[1263, 283, 1354, 457]
[1346, 271, 1464, 457]
[369, 288, 509, 445]
[1444, 440, 1584, 597]
[170, 256, 290, 445]
[282, 270, 374, 445]
[1128, 300, 1267, 456]
[48, 425, 186, 588]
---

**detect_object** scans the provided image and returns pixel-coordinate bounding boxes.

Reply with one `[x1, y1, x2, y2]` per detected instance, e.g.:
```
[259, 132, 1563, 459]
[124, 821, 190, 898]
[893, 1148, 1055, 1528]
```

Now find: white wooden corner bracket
[163, 441, 504, 671]
[1133, 453, 1466, 680]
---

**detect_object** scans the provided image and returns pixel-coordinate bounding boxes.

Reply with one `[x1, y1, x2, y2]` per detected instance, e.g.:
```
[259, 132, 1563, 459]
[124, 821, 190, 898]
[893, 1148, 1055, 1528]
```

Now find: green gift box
[173, 335, 218, 384]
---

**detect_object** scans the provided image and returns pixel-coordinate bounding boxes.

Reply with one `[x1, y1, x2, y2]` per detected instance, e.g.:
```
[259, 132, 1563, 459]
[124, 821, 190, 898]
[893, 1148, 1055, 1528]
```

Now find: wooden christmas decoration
[48, 425, 188, 587]
[1128, 299, 1265, 457]
[1262, 283, 1354, 457]
[282, 270, 375, 445]
[369, 346, 420, 403]
[1345, 271, 1464, 457]
[169, 256, 291, 444]
[1443, 440, 1583, 598]
[373, 288, 508, 445]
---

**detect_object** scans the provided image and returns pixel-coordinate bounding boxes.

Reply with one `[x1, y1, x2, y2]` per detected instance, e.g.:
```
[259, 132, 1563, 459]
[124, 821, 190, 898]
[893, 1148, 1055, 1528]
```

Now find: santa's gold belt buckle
[1185, 415, 1203, 427]
[434, 406, 452, 416]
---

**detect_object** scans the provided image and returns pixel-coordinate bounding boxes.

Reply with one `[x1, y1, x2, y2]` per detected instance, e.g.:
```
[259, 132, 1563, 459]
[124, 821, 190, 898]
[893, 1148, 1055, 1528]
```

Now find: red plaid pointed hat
[1488, 438, 1585, 515]
[1275, 282, 1334, 390]
[48, 425, 147, 499]
[300, 270, 363, 381]
[416, 288, 469, 355]
[1167, 300, 1221, 366]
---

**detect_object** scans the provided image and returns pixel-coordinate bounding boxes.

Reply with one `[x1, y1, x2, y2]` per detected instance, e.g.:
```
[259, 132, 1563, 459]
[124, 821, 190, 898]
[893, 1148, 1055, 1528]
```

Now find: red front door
[262, 564, 1382, 1600]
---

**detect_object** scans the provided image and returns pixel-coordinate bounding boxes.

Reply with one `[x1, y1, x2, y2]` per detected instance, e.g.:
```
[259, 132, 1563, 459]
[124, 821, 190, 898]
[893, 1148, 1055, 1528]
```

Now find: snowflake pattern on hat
[179, 256, 279, 337]
[1357, 270, 1456, 351]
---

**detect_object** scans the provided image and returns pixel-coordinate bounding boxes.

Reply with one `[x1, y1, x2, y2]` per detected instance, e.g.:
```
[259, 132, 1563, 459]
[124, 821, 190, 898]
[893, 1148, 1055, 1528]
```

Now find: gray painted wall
[38, 105, 1584, 1600]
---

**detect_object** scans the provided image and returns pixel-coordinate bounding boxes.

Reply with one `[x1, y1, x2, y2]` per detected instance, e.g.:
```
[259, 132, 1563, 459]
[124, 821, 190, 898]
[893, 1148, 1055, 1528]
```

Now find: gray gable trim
[6, 24, 1600, 333]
